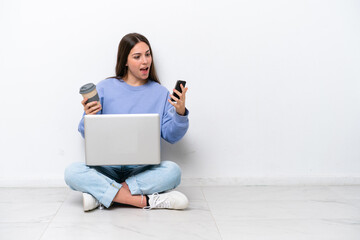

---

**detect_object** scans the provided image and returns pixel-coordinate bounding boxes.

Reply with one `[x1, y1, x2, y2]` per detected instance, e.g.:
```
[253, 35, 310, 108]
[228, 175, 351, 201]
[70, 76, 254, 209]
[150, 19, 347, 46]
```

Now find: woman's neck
[123, 75, 148, 87]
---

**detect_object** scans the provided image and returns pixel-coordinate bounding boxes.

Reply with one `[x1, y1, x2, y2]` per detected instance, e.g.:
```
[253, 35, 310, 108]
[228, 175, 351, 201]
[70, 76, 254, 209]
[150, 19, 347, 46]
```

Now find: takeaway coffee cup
[79, 83, 99, 104]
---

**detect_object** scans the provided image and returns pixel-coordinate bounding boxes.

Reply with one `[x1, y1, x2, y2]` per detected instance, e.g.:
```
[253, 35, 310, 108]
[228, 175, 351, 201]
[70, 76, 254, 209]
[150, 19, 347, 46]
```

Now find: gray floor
[0, 185, 359, 240]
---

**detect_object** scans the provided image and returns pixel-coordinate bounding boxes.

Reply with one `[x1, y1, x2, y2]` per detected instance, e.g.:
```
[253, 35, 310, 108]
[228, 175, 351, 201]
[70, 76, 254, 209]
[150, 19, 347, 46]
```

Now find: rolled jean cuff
[125, 176, 141, 195]
[99, 181, 122, 208]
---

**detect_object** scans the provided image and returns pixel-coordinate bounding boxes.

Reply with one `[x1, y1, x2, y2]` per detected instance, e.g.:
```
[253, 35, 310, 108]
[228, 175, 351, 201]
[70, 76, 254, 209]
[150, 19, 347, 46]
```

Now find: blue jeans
[64, 161, 182, 208]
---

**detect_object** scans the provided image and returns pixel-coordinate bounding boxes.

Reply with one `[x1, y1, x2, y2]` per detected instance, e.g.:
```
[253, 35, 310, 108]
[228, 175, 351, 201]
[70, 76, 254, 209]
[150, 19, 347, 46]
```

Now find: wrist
[177, 110, 185, 116]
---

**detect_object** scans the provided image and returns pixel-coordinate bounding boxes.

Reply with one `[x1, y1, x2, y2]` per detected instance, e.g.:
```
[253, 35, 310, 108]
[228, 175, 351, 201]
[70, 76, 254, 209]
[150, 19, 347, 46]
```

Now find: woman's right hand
[82, 98, 102, 115]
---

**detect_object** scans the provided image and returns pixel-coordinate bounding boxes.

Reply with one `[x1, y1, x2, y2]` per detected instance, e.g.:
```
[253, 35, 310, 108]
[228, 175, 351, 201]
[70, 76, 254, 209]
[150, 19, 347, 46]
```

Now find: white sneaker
[146, 191, 189, 210]
[82, 192, 100, 212]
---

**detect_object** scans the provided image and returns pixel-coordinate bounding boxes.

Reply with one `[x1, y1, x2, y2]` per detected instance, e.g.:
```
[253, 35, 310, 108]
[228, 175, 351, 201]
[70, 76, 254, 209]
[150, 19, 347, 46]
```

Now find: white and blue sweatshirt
[78, 78, 189, 144]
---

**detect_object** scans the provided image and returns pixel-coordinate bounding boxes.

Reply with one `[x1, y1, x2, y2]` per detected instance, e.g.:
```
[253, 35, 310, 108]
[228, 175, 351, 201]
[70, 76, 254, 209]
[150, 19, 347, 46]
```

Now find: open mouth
[140, 67, 149, 72]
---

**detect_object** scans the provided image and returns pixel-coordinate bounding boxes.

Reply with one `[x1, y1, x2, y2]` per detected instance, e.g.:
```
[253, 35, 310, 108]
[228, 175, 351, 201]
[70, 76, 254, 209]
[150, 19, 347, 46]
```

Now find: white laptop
[84, 114, 161, 166]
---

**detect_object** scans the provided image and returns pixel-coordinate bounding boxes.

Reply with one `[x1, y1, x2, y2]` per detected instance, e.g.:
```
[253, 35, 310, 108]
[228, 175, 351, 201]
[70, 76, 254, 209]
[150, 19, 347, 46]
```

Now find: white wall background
[1, 0, 359, 186]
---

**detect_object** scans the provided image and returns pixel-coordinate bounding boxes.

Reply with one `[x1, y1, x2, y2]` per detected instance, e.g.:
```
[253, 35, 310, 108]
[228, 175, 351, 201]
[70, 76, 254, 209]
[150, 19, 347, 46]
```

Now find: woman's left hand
[168, 84, 188, 116]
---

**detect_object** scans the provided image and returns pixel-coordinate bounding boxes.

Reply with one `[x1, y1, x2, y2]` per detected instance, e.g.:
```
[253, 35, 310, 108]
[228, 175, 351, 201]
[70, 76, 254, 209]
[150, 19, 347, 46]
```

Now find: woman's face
[125, 41, 152, 82]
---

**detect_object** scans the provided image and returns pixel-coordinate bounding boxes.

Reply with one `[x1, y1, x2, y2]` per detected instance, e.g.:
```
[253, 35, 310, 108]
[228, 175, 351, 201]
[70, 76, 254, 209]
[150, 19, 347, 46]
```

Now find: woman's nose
[142, 56, 148, 64]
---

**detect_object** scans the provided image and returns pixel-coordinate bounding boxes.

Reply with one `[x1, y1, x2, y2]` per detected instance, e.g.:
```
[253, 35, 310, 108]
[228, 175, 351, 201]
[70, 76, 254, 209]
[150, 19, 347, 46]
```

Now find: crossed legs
[64, 161, 182, 208]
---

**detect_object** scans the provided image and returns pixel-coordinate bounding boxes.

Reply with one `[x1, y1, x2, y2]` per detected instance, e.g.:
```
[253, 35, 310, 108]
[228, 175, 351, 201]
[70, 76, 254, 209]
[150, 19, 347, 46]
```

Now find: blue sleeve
[78, 87, 104, 138]
[161, 92, 189, 144]
[78, 113, 86, 138]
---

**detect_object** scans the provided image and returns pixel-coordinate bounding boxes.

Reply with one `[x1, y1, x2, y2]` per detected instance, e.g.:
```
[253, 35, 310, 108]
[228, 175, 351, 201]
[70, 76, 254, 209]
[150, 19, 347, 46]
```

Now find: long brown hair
[111, 33, 160, 84]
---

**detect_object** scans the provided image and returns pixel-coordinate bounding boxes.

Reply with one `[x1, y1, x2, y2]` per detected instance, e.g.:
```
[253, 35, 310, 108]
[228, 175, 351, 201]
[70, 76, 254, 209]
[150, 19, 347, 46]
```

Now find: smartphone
[171, 80, 186, 102]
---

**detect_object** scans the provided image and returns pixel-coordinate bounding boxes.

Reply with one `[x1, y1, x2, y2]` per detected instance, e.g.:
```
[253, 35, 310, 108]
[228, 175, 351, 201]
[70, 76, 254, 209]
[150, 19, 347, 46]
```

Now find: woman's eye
[134, 56, 140, 59]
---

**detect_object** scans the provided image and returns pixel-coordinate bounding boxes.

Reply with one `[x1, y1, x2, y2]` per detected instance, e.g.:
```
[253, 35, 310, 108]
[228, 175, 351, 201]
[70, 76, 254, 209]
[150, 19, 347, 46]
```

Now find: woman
[64, 33, 189, 211]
